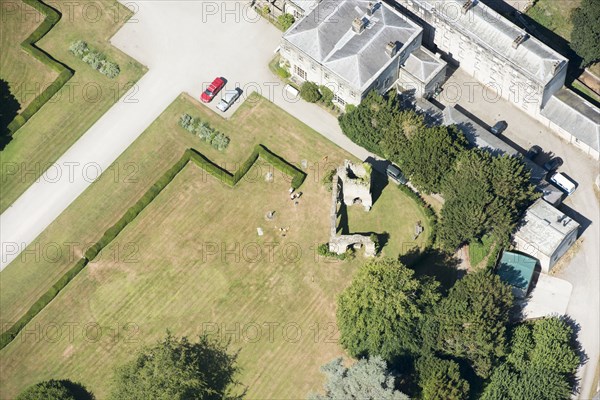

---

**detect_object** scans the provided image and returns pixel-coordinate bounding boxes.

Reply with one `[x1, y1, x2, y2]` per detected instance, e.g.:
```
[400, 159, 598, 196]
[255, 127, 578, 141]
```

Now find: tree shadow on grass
[0, 79, 19, 150]
[401, 247, 464, 294]
[59, 380, 95, 400]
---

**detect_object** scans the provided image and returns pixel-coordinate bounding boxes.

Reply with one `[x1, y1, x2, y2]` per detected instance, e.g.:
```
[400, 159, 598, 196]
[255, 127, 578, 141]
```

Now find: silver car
[216, 89, 240, 112]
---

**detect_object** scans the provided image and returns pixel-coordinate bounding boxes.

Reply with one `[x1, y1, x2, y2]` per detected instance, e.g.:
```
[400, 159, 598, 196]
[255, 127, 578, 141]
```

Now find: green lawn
[346, 180, 431, 258]
[0, 1, 57, 110]
[0, 94, 432, 399]
[0, 0, 146, 212]
[526, 0, 580, 42]
[469, 234, 496, 269]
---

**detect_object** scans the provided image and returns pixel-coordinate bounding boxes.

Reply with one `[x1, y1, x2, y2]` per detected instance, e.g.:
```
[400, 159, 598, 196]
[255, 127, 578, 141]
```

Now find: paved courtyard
[439, 68, 600, 398]
[1, 0, 373, 271]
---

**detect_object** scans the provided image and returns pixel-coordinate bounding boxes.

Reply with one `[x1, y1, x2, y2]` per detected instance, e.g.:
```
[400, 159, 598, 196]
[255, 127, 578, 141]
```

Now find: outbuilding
[512, 199, 580, 273]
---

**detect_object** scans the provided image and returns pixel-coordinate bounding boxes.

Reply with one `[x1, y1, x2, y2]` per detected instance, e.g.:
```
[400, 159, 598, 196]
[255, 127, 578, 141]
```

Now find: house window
[294, 65, 307, 80]
[333, 93, 346, 105]
[298, 55, 304, 62]
[350, 91, 356, 98]
[324, 73, 330, 80]
[311, 63, 316, 71]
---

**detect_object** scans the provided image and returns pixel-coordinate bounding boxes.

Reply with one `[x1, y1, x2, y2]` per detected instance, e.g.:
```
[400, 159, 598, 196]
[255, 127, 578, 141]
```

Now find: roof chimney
[352, 17, 366, 34]
[367, 1, 378, 16]
[385, 41, 399, 58]
[462, 0, 473, 14]
[512, 33, 529, 49]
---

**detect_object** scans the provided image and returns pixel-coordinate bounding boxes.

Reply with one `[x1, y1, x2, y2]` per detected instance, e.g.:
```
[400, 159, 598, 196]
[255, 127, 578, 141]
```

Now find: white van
[550, 172, 577, 195]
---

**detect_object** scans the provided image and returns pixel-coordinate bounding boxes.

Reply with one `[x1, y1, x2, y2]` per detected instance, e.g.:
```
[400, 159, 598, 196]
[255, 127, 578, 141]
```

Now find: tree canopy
[422, 271, 513, 378]
[438, 149, 536, 249]
[310, 357, 408, 400]
[393, 124, 468, 194]
[483, 317, 579, 400]
[571, 0, 600, 67]
[416, 355, 470, 400]
[110, 333, 240, 400]
[337, 258, 440, 360]
[17, 379, 93, 400]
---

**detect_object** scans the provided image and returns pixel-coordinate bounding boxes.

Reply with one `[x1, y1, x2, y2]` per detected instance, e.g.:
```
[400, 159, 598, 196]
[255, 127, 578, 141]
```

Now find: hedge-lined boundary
[0, 144, 306, 349]
[188, 144, 306, 189]
[6, 0, 74, 135]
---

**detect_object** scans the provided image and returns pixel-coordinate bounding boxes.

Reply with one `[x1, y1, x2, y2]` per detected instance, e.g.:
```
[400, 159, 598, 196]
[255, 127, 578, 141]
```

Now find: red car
[201, 77, 226, 103]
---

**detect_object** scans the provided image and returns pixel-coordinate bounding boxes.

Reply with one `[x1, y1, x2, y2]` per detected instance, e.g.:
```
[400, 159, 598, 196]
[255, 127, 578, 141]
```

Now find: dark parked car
[386, 164, 408, 185]
[543, 156, 563, 171]
[490, 120, 508, 135]
[525, 145, 542, 160]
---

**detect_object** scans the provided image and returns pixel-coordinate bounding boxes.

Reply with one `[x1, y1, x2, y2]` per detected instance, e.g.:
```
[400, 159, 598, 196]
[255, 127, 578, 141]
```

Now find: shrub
[319, 85, 334, 106]
[197, 121, 215, 141]
[274, 64, 291, 79]
[211, 133, 230, 151]
[300, 81, 322, 103]
[100, 61, 120, 78]
[322, 168, 337, 192]
[317, 243, 352, 260]
[69, 40, 88, 57]
[179, 113, 193, 130]
[82, 50, 105, 70]
[278, 13, 295, 30]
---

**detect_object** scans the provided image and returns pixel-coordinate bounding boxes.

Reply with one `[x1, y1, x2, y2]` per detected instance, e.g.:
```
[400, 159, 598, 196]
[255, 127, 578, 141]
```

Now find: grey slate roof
[402, 46, 446, 83]
[404, 0, 568, 85]
[283, 0, 421, 89]
[541, 88, 600, 153]
[514, 199, 579, 257]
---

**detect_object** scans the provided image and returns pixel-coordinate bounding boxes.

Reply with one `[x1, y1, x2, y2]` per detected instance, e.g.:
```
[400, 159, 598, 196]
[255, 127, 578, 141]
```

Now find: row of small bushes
[6, 0, 74, 135]
[179, 113, 230, 151]
[0, 144, 306, 348]
[69, 40, 120, 78]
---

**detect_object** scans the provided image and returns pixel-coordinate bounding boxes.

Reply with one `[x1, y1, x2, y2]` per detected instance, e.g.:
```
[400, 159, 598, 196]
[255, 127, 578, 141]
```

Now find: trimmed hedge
[0, 257, 88, 349]
[6, 0, 74, 135]
[0, 144, 306, 349]
[190, 144, 306, 189]
[85, 153, 189, 260]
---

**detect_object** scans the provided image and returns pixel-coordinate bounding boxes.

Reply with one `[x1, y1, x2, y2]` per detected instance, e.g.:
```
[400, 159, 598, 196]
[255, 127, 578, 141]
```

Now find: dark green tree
[277, 13, 295, 30]
[423, 271, 513, 378]
[571, 0, 600, 67]
[338, 91, 402, 154]
[309, 357, 408, 400]
[337, 258, 440, 360]
[438, 150, 536, 249]
[110, 333, 240, 400]
[415, 355, 470, 400]
[394, 124, 467, 193]
[17, 379, 93, 400]
[483, 317, 579, 400]
[300, 81, 322, 103]
[319, 85, 334, 107]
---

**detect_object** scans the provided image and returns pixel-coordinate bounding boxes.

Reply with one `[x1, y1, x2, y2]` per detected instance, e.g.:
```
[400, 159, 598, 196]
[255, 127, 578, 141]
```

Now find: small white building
[512, 199, 580, 273]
